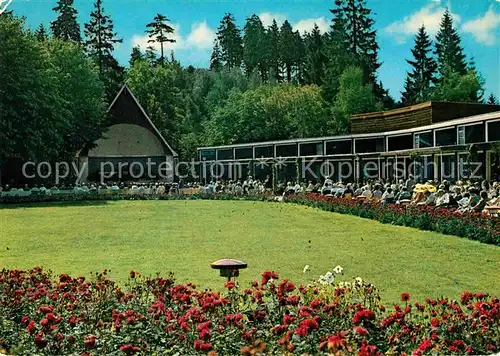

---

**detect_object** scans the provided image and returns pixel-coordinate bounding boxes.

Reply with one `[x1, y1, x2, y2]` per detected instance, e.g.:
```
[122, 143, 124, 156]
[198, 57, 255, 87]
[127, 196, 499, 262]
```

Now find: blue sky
[8, 0, 500, 101]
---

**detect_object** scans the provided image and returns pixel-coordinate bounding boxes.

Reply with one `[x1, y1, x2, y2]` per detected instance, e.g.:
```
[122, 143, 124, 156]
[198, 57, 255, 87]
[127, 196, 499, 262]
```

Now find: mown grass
[1, 200, 499, 303]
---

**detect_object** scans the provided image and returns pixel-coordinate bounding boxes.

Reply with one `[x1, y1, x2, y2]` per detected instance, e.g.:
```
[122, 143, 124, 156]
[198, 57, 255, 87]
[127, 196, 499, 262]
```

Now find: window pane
[255, 145, 274, 158]
[418, 132, 433, 148]
[325, 140, 352, 154]
[276, 144, 297, 157]
[388, 134, 412, 151]
[200, 149, 216, 161]
[300, 142, 323, 156]
[234, 147, 253, 159]
[488, 121, 500, 141]
[435, 128, 456, 146]
[217, 149, 233, 160]
[355, 138, 384, 153]
[465, 124, 485, 144]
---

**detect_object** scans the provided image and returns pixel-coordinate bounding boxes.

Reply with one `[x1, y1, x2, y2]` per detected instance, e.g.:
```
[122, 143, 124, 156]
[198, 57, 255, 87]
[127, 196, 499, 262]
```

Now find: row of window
[199, 121, 500, 160]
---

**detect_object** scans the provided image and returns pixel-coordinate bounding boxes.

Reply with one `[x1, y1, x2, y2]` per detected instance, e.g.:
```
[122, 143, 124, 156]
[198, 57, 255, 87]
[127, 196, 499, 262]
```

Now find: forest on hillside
[0, 0, 497, 163]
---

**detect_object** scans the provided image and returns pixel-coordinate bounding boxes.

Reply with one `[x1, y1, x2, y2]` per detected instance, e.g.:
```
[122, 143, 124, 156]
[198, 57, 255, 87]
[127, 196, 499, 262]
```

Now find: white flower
[318, 275, 328, 285]
[325, 272, 335, 284]
[354, 277, 363, 287]
[303, 265, 310, 273]
[333, 265, 344, 274]
[339, 281, 351, 289]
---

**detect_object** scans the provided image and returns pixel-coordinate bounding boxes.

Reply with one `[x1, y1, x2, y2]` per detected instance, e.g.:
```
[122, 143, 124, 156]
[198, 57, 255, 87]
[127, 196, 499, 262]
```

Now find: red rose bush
[0, 267, 498, 355]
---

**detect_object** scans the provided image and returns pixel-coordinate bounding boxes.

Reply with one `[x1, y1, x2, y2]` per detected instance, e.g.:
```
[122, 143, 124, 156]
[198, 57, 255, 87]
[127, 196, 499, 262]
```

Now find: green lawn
[1, 200, 499, 303]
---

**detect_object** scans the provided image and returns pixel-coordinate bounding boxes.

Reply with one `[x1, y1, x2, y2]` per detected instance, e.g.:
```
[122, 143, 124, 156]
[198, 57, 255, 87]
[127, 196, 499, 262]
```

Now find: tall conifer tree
[210, 40, 223, 71]
[279, 20, 295, 82]
[35, 23, 49, 41]
[84, 0, 123, 100]
[304, 24, 327, 86]
[51, 0, 81, 42]
[435, 8, 467, 76]
[243, 14, 267, 80]
[267, 19, 281, 82]
[401, 25, 437, 105]
[216, 13, 243, 69]
[145, 13, 176, 65]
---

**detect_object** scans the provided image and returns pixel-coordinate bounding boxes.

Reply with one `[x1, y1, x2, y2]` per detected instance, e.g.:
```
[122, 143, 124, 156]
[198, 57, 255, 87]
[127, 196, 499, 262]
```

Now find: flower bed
[284, 194, 500, 246]
[0, 268, 498, 355]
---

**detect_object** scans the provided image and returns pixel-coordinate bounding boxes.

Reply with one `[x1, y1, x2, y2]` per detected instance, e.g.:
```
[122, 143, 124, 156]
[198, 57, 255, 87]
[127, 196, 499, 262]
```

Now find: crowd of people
[1, 175, 499, 215]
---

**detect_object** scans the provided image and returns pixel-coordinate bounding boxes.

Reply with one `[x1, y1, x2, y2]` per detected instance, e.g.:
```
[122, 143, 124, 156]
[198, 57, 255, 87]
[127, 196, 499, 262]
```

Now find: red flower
[418, 339, 432, 352]
[39, 306, 53, 314]
[354, 326, 369, 336]
[34, 332, 48, 349]
[401, 293, 411, 302]
[120, 344, 141, 355]
[430, 318, 440, 328]
[27, 321, 37, 335]
[261, 271, 279, 285]
[327, 332, 347, 351]
[200, 328, 211, 341]
[352, 309, 375, 325]
[225, 280, 235, 289]
[84, 335, 96, 349]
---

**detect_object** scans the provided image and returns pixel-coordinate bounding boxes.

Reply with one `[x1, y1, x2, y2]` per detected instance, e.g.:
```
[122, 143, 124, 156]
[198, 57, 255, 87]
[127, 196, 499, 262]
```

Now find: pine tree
[243, 14, 267, 80]
[292, 30, 305, 83]
[216, 13, 243, 69]
[84, 0, 122, 73]
[129, 46, 143, 66]
[279, 20, 295, 82]
[323, 0, 353, 101]
[210, 40, 223, 71]
[51, 0, 81, 42]
[342, 0, 380, 83]
[146, 13, 176, 65]
[401, 25, 437, 105]
[35, 23, 49, 41]
[84, 0, 123, 101]
[435, 8, 467, 76]
[487, 94, 498, 105]
[304, 24, 327, 86]
[267, 19, 282, 82]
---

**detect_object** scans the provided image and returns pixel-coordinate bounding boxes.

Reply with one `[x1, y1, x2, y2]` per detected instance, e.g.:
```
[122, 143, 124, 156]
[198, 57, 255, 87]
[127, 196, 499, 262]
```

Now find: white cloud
[462, 6, 500, 45]
[293, 17, 330, 34]
[131, 23, 183, 52]
[258, 12, 286, 27]
[384, 2, 460, 43]
[186, 21, 215, 49]
[131, 21, 216, 53]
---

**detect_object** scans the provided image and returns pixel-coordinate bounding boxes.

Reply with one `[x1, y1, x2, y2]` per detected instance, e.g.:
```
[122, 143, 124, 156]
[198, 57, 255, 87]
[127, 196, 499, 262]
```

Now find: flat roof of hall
[197, 110, 500, 151]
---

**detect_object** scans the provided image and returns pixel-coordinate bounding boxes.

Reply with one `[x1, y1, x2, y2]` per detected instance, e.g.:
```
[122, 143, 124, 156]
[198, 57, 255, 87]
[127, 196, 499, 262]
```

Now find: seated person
[418, 190, 436, 206]
[321, 178, 333, 195]
[381, 187, 395, 204]
[472, 191, 488, 212]
[395, 187, 411, 202]
[371, 185, 383, 199]
[342, 184, 354, 198]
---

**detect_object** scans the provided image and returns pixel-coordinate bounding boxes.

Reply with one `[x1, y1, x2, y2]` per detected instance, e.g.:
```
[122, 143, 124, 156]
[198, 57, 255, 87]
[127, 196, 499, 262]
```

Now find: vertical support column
[486, 151, 491, 181]
[433, 154, 439, 181]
